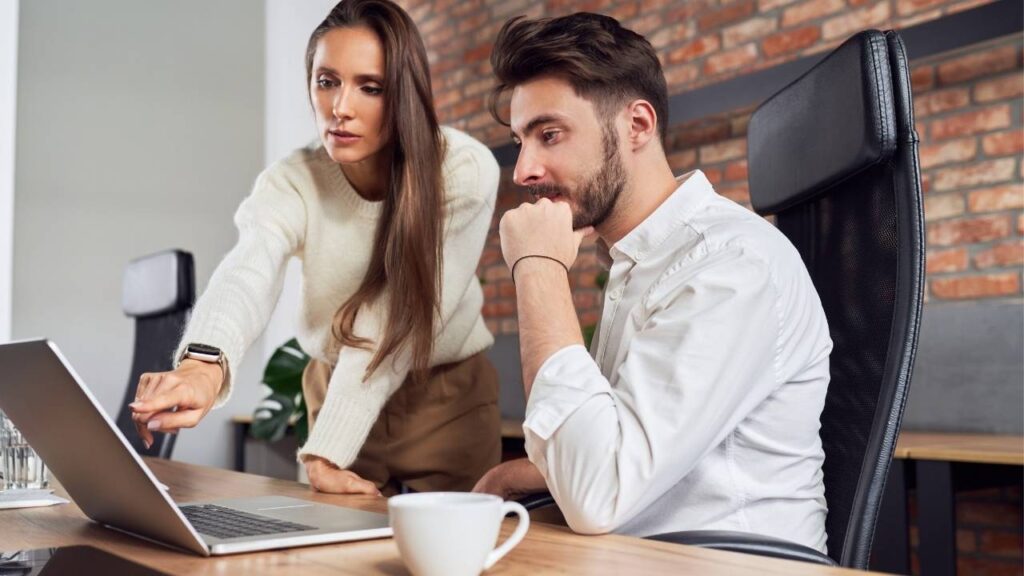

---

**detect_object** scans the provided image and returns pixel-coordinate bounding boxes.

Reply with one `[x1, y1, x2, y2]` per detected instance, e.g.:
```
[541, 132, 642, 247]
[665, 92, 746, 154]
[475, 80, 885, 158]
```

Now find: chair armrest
[515, 491, 556, 511]
[646, 530, 836, 566]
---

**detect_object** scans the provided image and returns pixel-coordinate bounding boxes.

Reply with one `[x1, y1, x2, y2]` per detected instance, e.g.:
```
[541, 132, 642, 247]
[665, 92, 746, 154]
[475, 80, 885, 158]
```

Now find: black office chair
[521, 30, 925, 569]
[114, 249, 195, 460]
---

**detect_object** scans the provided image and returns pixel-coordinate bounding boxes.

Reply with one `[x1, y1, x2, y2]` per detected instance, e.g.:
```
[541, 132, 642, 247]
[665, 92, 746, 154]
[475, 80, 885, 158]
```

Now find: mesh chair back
[114, 250, 195, 459]
[747, 30, 924, 568]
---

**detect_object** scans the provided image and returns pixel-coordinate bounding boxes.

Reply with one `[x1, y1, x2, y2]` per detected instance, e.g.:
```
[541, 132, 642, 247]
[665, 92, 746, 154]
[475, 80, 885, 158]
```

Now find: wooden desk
[0, 459, 876, 575]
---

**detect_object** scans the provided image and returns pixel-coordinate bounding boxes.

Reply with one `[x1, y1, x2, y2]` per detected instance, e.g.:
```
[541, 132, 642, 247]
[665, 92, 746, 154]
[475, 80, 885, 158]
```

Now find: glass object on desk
[0, 409, 48, 491]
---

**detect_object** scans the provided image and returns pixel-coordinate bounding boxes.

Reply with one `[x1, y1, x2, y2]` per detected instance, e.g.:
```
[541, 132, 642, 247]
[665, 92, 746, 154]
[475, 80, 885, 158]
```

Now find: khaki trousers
[303, 352, 501, 496]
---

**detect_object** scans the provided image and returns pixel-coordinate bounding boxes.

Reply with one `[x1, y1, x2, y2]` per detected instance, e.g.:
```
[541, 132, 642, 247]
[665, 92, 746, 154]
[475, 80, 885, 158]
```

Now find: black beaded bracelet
[511, 254, 569, 284]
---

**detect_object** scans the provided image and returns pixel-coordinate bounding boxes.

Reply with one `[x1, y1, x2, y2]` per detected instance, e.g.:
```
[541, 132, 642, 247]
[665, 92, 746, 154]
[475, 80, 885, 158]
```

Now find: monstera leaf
[251, 338, 310, 445]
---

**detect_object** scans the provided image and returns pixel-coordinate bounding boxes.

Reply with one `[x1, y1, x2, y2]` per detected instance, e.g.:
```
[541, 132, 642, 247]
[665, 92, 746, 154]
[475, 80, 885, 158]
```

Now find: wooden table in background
[0, 458, 883, 575]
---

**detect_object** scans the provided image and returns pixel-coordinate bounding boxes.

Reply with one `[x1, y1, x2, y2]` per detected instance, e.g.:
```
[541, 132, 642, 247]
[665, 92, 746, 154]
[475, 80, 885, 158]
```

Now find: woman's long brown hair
[306, 0, 444, 383]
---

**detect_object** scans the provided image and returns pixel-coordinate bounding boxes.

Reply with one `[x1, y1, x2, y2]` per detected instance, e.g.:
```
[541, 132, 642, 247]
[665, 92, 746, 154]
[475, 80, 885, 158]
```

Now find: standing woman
[129, 0, 501, 496]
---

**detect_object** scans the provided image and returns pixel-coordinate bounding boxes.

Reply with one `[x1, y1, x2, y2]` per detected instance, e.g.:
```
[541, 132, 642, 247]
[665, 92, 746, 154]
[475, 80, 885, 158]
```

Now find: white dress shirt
[524, 170, 832, 553]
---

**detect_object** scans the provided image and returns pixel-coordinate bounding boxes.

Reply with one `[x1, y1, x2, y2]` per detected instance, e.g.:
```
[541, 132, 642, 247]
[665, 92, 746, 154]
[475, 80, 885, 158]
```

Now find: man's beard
[528, 125, 626, 230]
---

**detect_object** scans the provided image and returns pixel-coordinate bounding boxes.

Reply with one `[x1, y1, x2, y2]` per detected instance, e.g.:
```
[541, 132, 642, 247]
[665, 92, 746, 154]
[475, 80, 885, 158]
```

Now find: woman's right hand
[129, 359, 224, 449]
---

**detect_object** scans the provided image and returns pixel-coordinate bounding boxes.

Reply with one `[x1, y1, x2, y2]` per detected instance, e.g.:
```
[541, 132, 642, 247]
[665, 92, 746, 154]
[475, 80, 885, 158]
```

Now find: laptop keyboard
[180, 504, 316, 540]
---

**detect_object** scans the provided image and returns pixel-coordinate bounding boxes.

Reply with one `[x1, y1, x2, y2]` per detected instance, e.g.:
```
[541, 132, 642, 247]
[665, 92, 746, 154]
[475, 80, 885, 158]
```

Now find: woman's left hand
[304, 456, 381, 496]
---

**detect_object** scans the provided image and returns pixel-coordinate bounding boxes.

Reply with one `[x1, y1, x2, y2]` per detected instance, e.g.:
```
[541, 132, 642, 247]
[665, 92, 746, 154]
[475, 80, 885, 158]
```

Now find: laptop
[0, 339, 392, 556]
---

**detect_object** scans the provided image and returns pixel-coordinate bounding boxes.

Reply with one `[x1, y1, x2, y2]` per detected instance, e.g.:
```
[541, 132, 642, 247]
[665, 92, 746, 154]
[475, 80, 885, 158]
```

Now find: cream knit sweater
[175, 127, 498, 468]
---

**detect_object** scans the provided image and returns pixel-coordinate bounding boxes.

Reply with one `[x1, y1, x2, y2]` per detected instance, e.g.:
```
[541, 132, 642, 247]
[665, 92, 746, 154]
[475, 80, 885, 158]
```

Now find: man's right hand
[129, 359, 223, 449]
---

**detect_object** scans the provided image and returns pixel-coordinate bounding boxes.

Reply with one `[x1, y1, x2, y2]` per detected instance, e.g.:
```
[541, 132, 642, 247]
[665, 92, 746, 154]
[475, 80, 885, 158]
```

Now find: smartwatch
[182, 343, 224, 364]
[180, 343, 229, 382]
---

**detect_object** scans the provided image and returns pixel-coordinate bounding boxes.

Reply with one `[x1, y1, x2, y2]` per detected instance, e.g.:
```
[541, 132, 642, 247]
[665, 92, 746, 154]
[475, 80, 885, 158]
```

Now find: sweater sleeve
[173, 166, 306, 408]
[297, 140, 499, 468]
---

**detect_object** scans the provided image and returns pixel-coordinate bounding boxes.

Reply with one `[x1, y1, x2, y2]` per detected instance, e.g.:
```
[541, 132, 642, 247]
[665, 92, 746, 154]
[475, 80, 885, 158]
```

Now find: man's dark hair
[489, 13, 669, 142]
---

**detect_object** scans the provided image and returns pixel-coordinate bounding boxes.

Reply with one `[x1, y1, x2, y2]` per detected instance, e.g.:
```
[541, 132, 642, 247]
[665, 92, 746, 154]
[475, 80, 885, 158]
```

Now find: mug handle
[483, 501, 530, 570]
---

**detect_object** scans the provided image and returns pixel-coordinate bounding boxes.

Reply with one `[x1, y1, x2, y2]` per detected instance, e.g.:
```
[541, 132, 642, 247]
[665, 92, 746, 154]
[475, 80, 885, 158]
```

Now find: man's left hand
[499, 199, 593, 278]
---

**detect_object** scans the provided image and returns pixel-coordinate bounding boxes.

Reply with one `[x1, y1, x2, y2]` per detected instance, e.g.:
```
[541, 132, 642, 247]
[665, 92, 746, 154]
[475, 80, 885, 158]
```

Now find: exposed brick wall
[404, 0, 1003, 145]
[907, 485, 1024, 576]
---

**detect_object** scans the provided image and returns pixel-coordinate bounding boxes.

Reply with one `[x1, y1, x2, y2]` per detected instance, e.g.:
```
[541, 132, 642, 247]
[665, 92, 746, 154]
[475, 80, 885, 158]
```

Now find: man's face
[509, 77, 626, 230]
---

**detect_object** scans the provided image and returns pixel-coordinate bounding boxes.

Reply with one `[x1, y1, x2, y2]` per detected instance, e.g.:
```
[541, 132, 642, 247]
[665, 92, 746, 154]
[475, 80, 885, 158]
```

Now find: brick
[608, 3, 639, 21]
[930, 105, 1012, 140]
[781, 0, 844, 27]
[974, 73, 1024, 103]
[975, 241, 1024, 270]
[698, 0, 756, 32]
[931, 273, 1020, 299]
[759, 0, 799, 10]
[924, 193, 965, 221]
[648, 21, 695, 50]
[498, 280, 517, 298]
[822, 2, 892, 41]
[703, 44, 759, 76]
[499, 319, 518, 333]
[969, 185, 1024, 212]
[704, 167, 724, 185]
[957, 528, 977, 553]
[722, 17, 778, 49]
[895, 0, 946, 16]
[724, 160, 749, 181]
[671, 119, 732, 148]
[911, 65, 935, 93]
[933, 158, 1016, 192]
[979, 529, 1024, 557]
[718, 183, 751, 204]
[919, 137, 977, 170]
[937, 45, 1018, 85]
[762, 26, 821, 58]
[730, 111, 753, 136]
[463, 43, 490, 64]
[948, 0, 997, 13]
[572, 291, 600, 309]
[956, 557, 1024, 576]
[898, 7, 942, 28]
[491, 0, 532, 18]
[914, 87, 970, 118]
[927, 214, 1011, 246]
[1019, 214, 1024, 235]
[664, 63, 699, 87]
[700, 137, 747, 164]
[667, 149, 698, 171]
[982, 130, 1024, 157]
[668, 35, 721, 63]
[926, 247, 968, 273]
[480, 246, 502, 267]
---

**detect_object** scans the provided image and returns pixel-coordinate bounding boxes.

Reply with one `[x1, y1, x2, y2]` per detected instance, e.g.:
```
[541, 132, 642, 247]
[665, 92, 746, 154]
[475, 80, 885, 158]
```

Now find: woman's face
[310, 26, 387, 165]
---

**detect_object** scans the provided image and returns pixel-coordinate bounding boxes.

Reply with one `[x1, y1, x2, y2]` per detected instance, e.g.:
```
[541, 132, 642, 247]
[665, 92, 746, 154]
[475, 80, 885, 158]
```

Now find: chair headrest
[122, 249, 194, 318]
[748, 30, 897, 215]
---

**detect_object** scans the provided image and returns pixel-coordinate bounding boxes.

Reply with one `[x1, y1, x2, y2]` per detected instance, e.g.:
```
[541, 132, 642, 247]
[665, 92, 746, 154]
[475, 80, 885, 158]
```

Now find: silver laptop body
[0, 339, 392, 556]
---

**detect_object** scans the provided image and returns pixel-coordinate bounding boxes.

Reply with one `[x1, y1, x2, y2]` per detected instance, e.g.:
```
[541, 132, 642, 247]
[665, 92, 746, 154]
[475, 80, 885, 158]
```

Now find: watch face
[188, 343, 221, 356]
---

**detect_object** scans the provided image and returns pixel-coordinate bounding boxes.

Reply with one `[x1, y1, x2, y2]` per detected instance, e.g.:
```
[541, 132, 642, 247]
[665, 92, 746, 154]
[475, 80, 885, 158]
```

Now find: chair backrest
[114, 249, 195, 460]
[747, 30, 924, 568]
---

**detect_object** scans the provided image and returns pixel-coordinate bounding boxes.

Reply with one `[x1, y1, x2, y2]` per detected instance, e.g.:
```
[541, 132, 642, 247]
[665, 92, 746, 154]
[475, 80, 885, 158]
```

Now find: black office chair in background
[114, 249, 195, 460]
[521, 29, 925, 569]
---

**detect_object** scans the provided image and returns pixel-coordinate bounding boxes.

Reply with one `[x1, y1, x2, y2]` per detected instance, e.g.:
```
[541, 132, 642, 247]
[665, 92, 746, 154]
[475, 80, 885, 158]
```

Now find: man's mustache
[528, 183, 570, 200]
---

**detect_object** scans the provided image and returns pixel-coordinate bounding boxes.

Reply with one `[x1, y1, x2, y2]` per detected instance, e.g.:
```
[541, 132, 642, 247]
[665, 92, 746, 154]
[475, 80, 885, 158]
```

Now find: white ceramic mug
[388, 492, 529, 576]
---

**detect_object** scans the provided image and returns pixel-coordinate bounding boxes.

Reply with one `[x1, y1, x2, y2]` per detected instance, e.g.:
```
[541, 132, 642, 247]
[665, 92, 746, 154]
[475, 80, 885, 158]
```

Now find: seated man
[473, 13, 833, 554]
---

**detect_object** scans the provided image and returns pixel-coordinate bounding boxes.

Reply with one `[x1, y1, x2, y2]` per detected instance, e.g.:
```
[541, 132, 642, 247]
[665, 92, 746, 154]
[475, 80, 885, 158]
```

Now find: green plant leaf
[262, 338, 310, 396]
[251, 392, 296, 443]
[582, 324, 597, 349]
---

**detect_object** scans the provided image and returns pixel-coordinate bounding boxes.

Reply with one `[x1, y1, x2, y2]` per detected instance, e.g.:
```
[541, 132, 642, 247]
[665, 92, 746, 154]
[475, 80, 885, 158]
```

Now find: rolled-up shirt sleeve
[523, 246, 785, 535]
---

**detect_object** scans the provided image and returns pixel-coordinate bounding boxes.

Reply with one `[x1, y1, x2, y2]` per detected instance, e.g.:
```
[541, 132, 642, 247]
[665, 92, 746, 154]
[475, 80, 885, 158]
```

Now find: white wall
[261, 0, 339, 360]
[0, 0, 17, 342]
[13, 1, 265, 468]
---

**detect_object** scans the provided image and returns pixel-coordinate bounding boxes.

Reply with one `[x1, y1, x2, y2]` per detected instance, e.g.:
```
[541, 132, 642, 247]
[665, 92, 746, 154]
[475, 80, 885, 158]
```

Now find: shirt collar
[609, 169, 716, 264]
